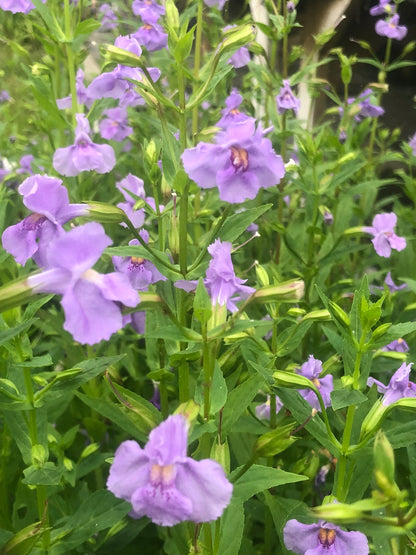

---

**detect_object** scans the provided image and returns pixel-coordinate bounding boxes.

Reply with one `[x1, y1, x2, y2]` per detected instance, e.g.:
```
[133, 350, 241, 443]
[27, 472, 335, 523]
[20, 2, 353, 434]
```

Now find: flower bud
[254, 423, 298, 457]
[254, 279, 304, 303]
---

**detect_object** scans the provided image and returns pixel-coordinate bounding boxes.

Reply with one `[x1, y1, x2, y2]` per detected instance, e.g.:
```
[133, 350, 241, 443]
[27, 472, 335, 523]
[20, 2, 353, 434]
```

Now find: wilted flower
[113, 231, 167, 290]
[362, 213, 406, 258]
[27, 223, 139, 344]
[276, 79, 300, 116]
[375, 14, 407, 40]
[283, 519, 369, 554]
[255, 395, 283, 419]
[2, 175, 88, 266]
[99, 107, 133, 142]
[182, 119, 285, 203]
[107, 414, 233, 526]
[297, 355, 333, 411]
[368, 363, 416, 406]
[382, 338, 409, 353]
[53, 114, 116, 176]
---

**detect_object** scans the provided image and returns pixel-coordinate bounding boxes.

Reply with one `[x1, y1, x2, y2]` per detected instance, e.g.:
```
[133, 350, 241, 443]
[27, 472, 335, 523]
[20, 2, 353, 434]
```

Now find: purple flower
[362, 213, 406, 258]
[27, 223, 139, 345]
[215, 89, 255, 130]
[297, 355, 333, 411]
[99, 107, 133, 142]
[113, 231, 167, 290]
[0, 0, 45, 13]
[276, 79, 300, 115]
[370, 0, 395, 17]
[385, 271, 407, 293]
[375, 14, 407, 40]
[132, 0, 165, 19]
[255, 395, 283, 419]
[0, 90, 11, 102]
[287, 1, 296, 13]
[368, 363, 416, 406]
[204, 0, 226, 8]
[116, 173, 148, 228]
[409, 133, 416, 156]
[223, 25, 250, 68]
[56, 69, 94, 110]
[106, 414, 233, 526]
[283, 519, 369, 554]
[181, 119, 285, 203]
[175, 239, 255, 312]
[1, 175, 88, 266]
[357, 88, 384, 118]
[53, 114, 116, 177]
[381, 338, 409, 353]
[16, 154, 34, 175]
[114, 34, 142, 58]
[99, 3, 118, 31]
[133, 12, 168, 52]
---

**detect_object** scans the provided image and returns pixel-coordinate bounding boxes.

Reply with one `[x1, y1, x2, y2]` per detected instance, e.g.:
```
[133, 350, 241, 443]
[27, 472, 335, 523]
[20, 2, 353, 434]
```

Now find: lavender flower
[223, 25, 250, 68]
[181, 119, 285, 203]
[283, 519, 369, 554]
[0, 90, 11, 102]
[113, 231, 167, 290]
[0, 0, 45, 13]
[297, 355, 333, 411]
[362, 213, 406, 258]
[215, 89, 255, 129]
[1, 175, 88, 266]
[16, 154, 34, 175]
[385, 271, 407, 293]
[175, 239, 255, 312]
[99, 3, 118, 31]
[56, 69, 94, 110]
[381, 338, 409, 353]
[99, 107, 133, 142]
[116, 173, 148, 228]
[276, 79, 300, 116]
[133, 12, 168, 52]
[368, 363, 416, 406]
[204, 0, 226, 8]
[27, 223, 139, 345]
[255, 395, 283, 419]
[53, 114, 116, 177]
[107, 414, 233, 526]
[375, 14, 407, 40]
[287, 1, 296, 13]
[357, 88, 384, 118]
[132, 0, 165, 19]
[370, 0, 395, 16]
[409, 133, 416, 156]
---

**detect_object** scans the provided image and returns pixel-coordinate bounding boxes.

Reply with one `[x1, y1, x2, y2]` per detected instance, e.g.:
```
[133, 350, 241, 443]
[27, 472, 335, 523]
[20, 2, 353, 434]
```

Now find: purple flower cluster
[107, 414, 233, 526]
[297, 355, 333, 411]
[368, 363, 416, 406]
[132, 0, 167, 52]
[370, 1, 407, 40]
[176, 238, 255, 312]
[182, 119, 285, 203]
[362, 212, 406, 258]
[283, 519, 369, 554]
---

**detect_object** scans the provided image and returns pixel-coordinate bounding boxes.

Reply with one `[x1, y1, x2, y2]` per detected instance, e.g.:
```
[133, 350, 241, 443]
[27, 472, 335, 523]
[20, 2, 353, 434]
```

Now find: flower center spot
[230, 146, 249, 172]
[318, 528, 336, 548]
[150, 464, 175, 486]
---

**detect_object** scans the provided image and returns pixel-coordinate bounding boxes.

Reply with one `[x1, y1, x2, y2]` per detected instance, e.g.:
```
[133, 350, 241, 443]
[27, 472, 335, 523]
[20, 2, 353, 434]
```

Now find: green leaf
[1, 520, 48, 555]
[193, 278, 212, 324]
[75, 392, 147, 442]
[145, 325, 201, 342]
[23, 462, 63, 486]
[367, 321, 416, 351]
[74, 18, 101, 38]
[219, 205, 272, 243]
[330, 389, 367, 411]
[217, 499, 245, 555]
[231, 465, 308, 502]
[173, 26, 195, 63]
[49, 491, 131, 555]
[15, 355, 52, 368]
[221, 374, 265, 438]
[0, 319, 37, 347]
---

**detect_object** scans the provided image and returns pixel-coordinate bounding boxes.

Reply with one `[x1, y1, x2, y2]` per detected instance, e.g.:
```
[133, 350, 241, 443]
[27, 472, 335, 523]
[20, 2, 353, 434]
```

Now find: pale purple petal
[145, 414, 189, 465]
[176, 458, 233, 522]
[107, 440, 150, 501]
[130, 482, 192, 526]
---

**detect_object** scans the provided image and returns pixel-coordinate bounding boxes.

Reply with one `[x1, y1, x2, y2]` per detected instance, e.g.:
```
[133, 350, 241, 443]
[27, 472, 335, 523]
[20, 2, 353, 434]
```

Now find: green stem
[64, 0, 78, 123]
